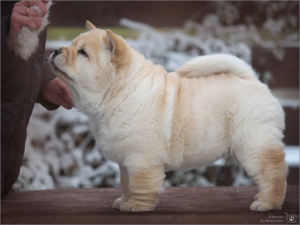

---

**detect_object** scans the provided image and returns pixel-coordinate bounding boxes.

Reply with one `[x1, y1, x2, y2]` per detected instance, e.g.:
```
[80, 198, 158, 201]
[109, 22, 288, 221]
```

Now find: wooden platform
[1, 186, 298, 224]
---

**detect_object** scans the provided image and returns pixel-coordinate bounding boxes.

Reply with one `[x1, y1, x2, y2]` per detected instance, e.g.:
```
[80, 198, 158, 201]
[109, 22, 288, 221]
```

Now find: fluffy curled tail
[176, 54, 258, 81]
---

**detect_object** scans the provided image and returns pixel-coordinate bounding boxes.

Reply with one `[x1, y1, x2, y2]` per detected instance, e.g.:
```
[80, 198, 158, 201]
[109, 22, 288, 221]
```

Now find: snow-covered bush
[13, 1, 298, 191]
[13, 105, 120, 191]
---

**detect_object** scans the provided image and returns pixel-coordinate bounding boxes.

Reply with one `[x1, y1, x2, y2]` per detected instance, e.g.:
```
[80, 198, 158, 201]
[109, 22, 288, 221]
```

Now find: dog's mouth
[49, 56, 73, 83]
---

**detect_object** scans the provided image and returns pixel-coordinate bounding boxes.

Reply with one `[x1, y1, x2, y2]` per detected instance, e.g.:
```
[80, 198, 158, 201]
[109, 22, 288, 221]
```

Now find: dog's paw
[250, 201, 281, 211]
[119, 201, 154, 212]
[112, 197, 126, 209]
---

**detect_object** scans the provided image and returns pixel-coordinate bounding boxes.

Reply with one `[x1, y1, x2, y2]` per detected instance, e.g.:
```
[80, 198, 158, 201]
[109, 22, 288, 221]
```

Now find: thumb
[58, 93, 73, 109]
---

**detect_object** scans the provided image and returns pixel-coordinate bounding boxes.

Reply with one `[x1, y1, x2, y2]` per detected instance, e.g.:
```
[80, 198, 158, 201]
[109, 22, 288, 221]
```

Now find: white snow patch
[285, 146, 300, 167]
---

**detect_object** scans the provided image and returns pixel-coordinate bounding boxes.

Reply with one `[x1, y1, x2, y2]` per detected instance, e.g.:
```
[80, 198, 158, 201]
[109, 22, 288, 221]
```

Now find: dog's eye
[78, 49, 88, 57]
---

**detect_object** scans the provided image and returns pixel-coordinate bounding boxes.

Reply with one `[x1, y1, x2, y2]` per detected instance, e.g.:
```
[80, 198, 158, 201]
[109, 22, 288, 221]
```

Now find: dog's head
[49, 21, 132, 111]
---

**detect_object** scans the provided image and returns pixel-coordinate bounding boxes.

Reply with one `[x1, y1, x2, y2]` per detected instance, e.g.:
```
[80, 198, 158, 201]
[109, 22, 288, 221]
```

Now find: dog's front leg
[112, 165, 131, 208]
[118, 163, 165, 212]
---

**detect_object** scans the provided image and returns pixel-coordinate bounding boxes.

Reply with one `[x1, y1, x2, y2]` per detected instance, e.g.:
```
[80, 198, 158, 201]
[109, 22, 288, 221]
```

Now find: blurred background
[13, 1, 299, 192]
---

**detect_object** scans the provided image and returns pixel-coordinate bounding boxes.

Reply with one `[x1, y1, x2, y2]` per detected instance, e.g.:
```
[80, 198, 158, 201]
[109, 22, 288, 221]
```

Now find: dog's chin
[49, 57, 73, 84]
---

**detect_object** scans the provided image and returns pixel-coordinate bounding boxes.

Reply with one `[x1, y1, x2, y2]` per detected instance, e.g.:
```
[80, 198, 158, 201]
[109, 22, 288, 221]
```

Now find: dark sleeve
[1, 15, 19, 72]
[36, 56, 60, 110]
[1, 1, 20, 69]
[2, 3, 59, 111]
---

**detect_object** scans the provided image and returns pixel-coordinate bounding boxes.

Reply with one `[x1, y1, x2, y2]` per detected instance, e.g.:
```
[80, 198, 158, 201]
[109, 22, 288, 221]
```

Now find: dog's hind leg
[234, 144, 287, 211]
[250, 145, 287, 211]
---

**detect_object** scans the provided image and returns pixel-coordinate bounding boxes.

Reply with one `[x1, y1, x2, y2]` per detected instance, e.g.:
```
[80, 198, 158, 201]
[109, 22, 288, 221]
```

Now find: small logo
[284, 212, 299, 223]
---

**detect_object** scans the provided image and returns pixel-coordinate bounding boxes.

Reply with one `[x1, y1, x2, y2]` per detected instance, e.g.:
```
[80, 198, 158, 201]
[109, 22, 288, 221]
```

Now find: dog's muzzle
[52, 49, 62, 59]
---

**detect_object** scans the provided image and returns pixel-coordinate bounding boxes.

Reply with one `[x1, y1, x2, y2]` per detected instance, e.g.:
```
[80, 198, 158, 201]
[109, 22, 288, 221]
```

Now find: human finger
[27, 8, 43, 30]
[64, 87, 73, 102]
[14, 6, 42, 30]
[59, 84, 74, 108]
[10, 10, 37, 32]
[12, 1, 26, 10]
[14, 5, 43, 30]
[58, 94, 74, 109]
[28, 1, 48, 17]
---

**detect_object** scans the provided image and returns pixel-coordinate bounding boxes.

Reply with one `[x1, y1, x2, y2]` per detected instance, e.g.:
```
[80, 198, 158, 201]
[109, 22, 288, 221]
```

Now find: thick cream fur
[49, 21, 287, 212]
[14, 2, 52, 61]
[176, 53, 258, 80]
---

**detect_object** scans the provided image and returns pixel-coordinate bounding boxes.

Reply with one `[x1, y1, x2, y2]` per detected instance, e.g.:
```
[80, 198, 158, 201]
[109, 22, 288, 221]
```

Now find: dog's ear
[106, 29, 128, 66]
[85, 21, 96, 31]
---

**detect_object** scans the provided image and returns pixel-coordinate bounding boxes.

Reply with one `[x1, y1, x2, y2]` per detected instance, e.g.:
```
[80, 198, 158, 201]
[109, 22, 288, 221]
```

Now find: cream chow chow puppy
[49, 21, 287, 212]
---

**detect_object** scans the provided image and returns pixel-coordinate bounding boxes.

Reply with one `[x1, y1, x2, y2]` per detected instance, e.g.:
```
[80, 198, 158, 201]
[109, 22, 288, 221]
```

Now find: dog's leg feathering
[235, 145, 287, 211]
[249, 146, 287, 211]
[116, 163, 165, 212]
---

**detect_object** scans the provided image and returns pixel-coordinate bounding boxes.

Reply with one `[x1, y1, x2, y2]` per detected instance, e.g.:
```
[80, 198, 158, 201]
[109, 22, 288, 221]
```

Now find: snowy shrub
[14, 105, 120, 191]
[120, 18, 252, 73]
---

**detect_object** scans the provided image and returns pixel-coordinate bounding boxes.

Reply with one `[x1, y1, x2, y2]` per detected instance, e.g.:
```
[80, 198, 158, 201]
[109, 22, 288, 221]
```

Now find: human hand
[6, 0, 50, 53]
[44, 77, 74, 110]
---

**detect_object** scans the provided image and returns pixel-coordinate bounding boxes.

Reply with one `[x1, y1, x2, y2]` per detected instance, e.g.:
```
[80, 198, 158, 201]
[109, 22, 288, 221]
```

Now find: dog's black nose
[53, 49, 62, 58]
